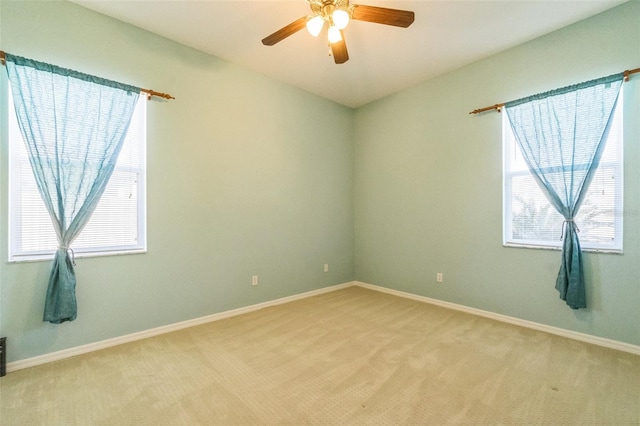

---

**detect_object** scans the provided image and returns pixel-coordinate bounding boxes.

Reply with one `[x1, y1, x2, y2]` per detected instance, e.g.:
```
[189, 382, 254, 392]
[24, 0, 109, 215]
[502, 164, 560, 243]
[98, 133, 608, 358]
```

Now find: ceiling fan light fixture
[262, 1, 415, 64]
[332, 9, 350, 30]
[327, 25, 342, 44]
[306, 15, 325, 37]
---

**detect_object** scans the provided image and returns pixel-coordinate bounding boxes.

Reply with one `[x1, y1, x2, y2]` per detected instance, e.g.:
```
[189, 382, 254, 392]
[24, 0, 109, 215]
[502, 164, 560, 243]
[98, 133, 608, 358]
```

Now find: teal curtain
[505, 74, 623, 309]
[4, 53, 140, 323]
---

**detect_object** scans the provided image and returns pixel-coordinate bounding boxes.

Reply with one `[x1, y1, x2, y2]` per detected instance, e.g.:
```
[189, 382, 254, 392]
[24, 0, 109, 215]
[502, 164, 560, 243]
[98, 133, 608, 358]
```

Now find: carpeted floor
[1, 286, 639, 425]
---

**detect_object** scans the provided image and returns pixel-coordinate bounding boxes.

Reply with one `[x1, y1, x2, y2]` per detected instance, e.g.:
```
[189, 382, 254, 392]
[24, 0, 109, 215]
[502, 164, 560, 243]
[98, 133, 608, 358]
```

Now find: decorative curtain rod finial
[469, 103, 504, 115]
[141, 88, 175, 100]
[622, 68, 639, 82]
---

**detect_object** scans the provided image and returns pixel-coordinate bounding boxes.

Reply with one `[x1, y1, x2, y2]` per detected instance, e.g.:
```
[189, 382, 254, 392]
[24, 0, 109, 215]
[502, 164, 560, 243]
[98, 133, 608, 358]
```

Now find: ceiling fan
[261, 0, 415, 64]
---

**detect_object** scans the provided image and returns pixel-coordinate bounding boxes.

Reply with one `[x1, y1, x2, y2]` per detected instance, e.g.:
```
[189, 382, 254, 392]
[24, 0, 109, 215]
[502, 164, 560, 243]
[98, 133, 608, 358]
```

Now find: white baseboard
[6, 281, 356, 373]
[7, 279, 638, 373]
[354, 281, 640, 356]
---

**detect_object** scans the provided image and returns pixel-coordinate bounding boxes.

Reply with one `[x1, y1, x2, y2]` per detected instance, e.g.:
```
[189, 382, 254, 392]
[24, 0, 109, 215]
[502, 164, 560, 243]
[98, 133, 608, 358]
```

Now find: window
[8, 89, 147, 262]
[503, 92, 623, 252]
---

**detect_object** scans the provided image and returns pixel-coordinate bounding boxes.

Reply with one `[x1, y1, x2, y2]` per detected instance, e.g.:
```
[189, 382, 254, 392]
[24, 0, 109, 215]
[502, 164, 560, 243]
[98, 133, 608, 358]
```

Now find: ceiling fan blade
[331, 31, 349, 64]
[351, 5, 415, 28]
[262, 16, 308, 46]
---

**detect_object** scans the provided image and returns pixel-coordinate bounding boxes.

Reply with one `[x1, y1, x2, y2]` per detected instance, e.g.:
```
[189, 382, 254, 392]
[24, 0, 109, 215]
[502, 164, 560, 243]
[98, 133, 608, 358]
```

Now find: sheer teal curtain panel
[4, 53, 141, 323]
[505, 74, 623, 309]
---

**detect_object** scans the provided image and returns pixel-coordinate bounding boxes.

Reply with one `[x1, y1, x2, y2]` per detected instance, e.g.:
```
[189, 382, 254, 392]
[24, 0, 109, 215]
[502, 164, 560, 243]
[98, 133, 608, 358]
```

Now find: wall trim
[354, 281, 640, 356]
[7, 279, 638, 373]
[6, 281, 356, 373]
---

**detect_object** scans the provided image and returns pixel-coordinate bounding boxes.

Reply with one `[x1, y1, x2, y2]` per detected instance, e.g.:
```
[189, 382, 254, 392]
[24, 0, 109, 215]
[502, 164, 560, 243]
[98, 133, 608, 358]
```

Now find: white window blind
[503, 92, 623, 252]
[8, 89, 147, 261]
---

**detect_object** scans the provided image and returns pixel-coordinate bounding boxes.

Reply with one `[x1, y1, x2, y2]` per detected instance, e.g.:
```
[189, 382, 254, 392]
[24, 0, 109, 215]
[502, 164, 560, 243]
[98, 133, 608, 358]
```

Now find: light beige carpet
[1, 286, 639, 425]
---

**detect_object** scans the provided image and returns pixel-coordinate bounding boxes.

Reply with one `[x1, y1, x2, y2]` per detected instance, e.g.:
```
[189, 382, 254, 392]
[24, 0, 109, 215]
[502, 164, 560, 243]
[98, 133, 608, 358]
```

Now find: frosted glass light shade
[328, 25, 342, 43]
[332, 9, 349, 30]
[306, 15, 325, 37]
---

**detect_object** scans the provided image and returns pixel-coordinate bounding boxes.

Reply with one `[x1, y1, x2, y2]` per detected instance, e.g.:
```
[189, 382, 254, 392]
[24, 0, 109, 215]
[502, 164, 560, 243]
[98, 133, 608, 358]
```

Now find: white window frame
[7, 87, 147, 262]
[503, 93, 623, 253]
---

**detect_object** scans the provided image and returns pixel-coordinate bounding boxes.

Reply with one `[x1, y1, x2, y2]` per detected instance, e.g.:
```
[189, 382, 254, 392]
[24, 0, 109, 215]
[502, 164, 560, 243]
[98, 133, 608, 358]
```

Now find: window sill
[503, 243, 623, 255]
[8, 248, 147, 264]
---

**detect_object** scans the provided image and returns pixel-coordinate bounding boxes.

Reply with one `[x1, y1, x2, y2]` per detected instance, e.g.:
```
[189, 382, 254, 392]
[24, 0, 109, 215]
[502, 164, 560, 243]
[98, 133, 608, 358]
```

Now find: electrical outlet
[324, 263, 329, 272]
[252, 275, 258, 286]
[436, 273, 443, 283]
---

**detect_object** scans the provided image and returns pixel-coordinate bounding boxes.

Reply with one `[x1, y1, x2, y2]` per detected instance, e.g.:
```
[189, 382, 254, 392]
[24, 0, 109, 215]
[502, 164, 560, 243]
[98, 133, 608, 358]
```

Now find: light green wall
[0, 1, 354, 363]
[354, 1, 640, 346]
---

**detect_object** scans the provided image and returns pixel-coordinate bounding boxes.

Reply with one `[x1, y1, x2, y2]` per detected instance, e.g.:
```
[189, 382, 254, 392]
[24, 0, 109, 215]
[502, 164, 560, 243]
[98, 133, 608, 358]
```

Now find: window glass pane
[510, 173, 564, 242]
[8, 88, 146, 261]
[503, 93, 622, 251]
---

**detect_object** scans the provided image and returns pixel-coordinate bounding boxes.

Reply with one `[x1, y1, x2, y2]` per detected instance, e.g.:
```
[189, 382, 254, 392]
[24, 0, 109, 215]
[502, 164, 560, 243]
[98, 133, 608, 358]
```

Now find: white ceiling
[71, 0, 626, 108]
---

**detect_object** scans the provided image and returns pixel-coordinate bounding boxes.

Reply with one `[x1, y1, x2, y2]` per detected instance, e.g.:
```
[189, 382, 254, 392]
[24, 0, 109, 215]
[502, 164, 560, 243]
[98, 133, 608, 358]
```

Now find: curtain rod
[0, 50, 174, 101]
[469, 67, 640, 115]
